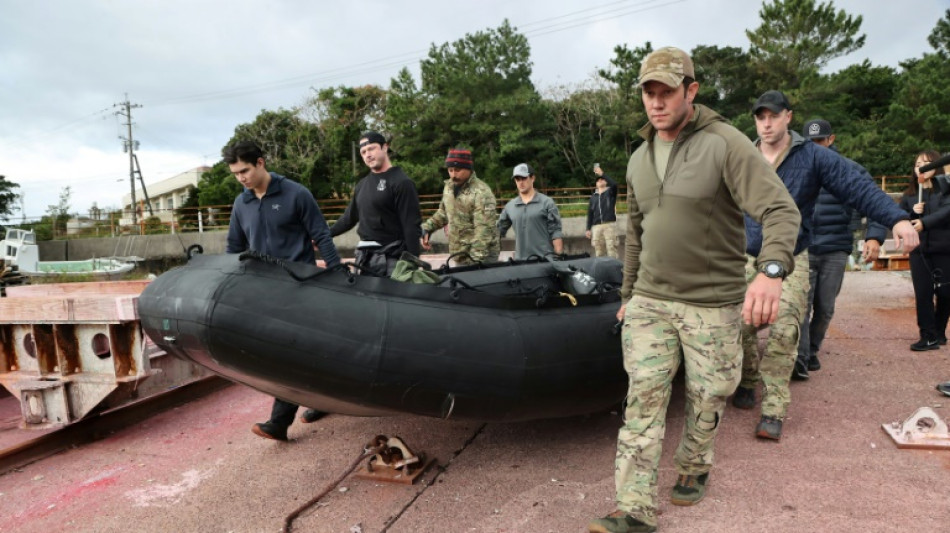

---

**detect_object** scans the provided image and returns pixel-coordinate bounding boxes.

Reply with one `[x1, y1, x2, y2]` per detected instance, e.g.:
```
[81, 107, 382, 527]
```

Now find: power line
[146, 51, 426, 107]
[523, 0, 687, 38]
[143, 0, 681, 107]
[1, 0, 683, 149]
[518, 0, 664, 30]
[0, 107, 112, 151]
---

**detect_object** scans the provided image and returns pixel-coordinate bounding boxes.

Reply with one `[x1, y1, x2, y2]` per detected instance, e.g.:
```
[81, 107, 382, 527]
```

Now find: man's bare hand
[616, 303, 626, 323]
[421, 233, 431, 251]
[861, 240, 881, 262]
[893, 220, 920, 253]
[742, 274, 783, 327]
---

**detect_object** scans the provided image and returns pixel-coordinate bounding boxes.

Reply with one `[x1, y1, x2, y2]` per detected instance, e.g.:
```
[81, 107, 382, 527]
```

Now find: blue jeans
[797, 251, 849, 365]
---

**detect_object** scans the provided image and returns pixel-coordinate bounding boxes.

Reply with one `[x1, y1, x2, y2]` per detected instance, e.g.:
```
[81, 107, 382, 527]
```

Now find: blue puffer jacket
[746, 131, 907, 257]
[809, 148, 888, 255]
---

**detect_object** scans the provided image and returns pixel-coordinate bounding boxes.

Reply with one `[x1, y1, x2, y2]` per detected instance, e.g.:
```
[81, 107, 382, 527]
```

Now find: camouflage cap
[637, 46, 695, 88]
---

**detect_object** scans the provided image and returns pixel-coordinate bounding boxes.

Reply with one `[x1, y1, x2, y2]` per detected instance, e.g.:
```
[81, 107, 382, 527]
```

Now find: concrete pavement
[1, 269, 948, 532]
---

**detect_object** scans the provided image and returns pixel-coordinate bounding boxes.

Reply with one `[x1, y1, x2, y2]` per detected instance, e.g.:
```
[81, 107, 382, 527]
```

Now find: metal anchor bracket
[882, 406, 950, 450]
[354, 434, 435, 485]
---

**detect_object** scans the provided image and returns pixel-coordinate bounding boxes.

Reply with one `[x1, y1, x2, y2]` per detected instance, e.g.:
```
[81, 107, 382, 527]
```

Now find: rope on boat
[558, 291, 578, 306]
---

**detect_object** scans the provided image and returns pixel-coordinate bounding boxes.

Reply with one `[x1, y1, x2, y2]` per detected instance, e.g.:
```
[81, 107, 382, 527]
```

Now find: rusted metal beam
[0, 375, 231, 475]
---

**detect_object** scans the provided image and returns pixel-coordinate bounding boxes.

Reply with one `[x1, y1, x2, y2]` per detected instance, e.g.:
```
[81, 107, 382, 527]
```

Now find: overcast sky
[1, 0, 946, 219]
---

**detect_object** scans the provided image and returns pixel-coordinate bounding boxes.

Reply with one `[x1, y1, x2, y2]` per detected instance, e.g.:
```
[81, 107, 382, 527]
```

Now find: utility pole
[115, 95, 143, 225]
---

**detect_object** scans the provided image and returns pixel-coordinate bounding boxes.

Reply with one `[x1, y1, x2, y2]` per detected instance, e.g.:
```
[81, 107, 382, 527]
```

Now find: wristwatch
[758, 261, 786, 279]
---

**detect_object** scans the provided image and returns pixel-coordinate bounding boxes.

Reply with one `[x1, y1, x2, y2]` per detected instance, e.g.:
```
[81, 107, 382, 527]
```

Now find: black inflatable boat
[138, 253, 627, 422]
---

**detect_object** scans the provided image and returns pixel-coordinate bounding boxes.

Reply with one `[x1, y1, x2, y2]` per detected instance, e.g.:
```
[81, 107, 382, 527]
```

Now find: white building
[119, 167, 209, 226]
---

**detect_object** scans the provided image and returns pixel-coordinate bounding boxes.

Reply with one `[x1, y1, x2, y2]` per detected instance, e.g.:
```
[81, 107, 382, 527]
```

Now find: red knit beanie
[445, 148, 473, 170]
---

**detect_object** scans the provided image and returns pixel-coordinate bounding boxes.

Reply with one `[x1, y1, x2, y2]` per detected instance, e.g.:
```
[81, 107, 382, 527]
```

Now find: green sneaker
[588, 510, 656, 533]
[670, 472, 709, 506]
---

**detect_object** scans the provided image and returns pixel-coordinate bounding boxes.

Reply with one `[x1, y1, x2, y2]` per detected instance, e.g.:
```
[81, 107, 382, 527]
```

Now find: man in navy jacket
[225, 140, 340, 442]
[794, 119, 887, 380]
[735, 91, 918, 441]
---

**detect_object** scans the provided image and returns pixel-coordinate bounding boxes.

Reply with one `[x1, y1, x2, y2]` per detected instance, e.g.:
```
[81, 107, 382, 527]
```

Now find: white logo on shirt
[272, 204, 281, 210]
[377, 179, 387, 192]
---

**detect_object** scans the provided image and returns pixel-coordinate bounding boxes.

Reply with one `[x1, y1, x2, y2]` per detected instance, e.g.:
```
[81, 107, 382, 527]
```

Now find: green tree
[789, 61, 899, 174]
[175, 186, 201, 230]
[385, 68, 431, 187]
[387, 20, 554, 193]
[196, 161, 242, 208]
[546, 80, 633, 183]
[928, 8, 950, 57]
[230, 108, 323, 192]
[597, 43, 653, 157]
[300, 84, 387, 197]
[869, 11, 950, 175]
[45, 186, 72, 239]
[882, 55, 950, 154]
[746, 0, 866, 89]
[691, 45, 758, 121]
[0, 175, 20, 220]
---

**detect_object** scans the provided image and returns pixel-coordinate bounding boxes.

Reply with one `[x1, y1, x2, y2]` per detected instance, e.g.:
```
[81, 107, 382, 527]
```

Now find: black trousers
[909, 250, 950, 340]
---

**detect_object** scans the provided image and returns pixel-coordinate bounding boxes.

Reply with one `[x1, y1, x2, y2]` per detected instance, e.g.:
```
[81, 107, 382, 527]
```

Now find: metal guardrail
[16, 175, 911, 239]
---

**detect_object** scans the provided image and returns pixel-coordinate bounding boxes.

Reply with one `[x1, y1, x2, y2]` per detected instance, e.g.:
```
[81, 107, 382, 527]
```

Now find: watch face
[766, 263, 782, 276]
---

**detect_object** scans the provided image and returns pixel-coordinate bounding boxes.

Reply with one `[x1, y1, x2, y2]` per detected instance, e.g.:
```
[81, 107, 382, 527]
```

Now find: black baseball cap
[752, 90, 791, 115]
[802, 119, 833, 140]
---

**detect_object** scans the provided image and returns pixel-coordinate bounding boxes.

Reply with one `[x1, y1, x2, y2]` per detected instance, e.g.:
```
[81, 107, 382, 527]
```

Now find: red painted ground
[1, 270, 948, 533]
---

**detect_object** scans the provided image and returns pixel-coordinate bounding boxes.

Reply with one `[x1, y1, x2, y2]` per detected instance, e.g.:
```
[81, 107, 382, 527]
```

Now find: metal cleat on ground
[882, 406, 950, 450]
[355, 434, 436, 485]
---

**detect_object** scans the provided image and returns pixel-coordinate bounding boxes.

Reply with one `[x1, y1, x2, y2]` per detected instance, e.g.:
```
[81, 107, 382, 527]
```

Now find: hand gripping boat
[137, 252, 626, 422]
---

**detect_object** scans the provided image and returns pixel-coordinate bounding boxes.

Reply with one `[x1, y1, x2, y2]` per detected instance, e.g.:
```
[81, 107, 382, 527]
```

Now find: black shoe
[252, 422, 288, 441]
[588, 511, 656, 533]
[755, 415, 783, 440]
[791, 360, 810, 381]
[732, 386, 755, 410]
[936, 381, 950, 397]
[807, 356, 821, 371]
[299, 409, 326, 424]
[910, 338, 940, 351]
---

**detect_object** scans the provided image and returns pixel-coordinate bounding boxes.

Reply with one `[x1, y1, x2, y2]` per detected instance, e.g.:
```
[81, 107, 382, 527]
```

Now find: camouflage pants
[739, 252, 810, 419]
[591, 222, 618, 258]
[615, 294, 743, 526]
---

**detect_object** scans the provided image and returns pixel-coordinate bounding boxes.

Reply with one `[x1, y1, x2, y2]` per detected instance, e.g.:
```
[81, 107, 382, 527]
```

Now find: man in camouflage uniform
[589, 47, 800, 533]
[422, 148, 499, 265]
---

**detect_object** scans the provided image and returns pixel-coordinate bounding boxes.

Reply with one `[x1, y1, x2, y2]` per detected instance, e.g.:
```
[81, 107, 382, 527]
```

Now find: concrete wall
[36, 215, 629, 262]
